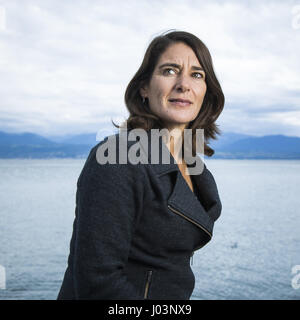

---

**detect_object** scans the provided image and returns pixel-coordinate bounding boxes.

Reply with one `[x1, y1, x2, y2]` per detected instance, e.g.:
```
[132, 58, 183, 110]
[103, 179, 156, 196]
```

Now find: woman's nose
[174, 75, 190, 92]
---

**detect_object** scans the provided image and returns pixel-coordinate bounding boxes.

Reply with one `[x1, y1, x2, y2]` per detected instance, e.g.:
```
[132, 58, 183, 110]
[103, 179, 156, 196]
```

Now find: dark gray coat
[57, 130, 222, 300]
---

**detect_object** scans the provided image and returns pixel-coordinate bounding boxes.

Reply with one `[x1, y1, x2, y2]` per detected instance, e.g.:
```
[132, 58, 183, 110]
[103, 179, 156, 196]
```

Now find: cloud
[0, 0, 299, 137]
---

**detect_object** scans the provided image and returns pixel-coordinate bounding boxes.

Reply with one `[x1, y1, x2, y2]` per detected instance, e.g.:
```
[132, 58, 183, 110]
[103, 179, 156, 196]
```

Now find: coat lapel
[167, 169, 214, 238]
[123, 129, 222, 240]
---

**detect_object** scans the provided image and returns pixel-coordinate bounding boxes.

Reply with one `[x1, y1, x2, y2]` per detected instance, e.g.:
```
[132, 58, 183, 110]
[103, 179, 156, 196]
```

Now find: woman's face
[140, 42, 207, 131]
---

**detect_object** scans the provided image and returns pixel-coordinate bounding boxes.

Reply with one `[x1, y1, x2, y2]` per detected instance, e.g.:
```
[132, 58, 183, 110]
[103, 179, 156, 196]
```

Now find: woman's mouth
[168, 98, 192, 107]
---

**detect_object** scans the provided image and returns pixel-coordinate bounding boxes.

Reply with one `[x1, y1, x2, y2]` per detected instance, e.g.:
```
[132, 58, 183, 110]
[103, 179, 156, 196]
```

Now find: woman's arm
[72, 144, 145, 299]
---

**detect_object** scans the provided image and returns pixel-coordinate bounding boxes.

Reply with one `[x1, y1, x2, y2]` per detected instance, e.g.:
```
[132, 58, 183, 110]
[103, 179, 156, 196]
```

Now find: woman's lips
[168, 99, 192, 107]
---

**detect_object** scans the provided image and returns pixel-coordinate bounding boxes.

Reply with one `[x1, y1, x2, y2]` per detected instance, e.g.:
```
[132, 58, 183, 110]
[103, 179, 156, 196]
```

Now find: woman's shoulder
[77, 132, 147, 189]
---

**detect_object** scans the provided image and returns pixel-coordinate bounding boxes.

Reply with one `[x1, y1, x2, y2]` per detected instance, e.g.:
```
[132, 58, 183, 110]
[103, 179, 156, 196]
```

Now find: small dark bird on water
[231, 242, 238, 249]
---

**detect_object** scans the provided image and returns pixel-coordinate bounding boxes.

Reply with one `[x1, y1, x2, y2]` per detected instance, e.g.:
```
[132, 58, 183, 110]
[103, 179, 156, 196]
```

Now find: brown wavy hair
[112, 30, 225, 157]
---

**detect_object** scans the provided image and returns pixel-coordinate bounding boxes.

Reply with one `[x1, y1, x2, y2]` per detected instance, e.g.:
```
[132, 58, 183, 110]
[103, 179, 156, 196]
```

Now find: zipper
[168, 204, 211, 265]
[167, 204, 212, 238]
[144, 270, 153, 299]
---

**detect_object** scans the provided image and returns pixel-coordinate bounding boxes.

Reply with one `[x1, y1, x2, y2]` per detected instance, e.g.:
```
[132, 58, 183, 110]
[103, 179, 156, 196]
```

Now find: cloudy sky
[0, 0, 300, 138]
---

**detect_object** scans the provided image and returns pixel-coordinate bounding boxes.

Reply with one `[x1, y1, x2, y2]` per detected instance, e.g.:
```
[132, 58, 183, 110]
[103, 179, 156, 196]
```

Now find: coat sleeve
[72, 143, 145, 299]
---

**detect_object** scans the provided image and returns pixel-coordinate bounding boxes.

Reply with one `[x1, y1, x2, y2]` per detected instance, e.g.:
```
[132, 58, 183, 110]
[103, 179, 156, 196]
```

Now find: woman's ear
[139, 86, 148, 99]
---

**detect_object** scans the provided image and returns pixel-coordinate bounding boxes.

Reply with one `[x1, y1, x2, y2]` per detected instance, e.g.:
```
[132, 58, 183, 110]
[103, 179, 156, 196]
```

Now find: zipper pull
[144, 270, 153, 299]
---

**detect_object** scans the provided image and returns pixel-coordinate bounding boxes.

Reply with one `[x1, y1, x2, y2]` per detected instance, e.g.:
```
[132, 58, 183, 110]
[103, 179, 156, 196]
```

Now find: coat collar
[123, 128, 204, 176]
[118, 129, 222, 246]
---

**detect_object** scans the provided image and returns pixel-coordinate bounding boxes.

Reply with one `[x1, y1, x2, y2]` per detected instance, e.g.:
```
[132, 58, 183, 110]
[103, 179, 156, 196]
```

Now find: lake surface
[0, 158, 299, 300]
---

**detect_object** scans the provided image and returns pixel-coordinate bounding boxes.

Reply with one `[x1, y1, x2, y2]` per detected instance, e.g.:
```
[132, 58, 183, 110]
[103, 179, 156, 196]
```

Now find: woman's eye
[163, 68, 176, 75]
[193, 72, 204, 79]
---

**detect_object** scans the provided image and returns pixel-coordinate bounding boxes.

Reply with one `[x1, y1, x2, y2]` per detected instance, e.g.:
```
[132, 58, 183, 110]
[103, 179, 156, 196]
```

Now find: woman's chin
[162, 120, 194, 131]
[166, 116, 197, 127]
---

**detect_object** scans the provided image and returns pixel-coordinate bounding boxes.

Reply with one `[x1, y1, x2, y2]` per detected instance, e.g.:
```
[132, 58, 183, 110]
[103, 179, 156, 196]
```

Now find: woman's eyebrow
[158, 62, 204, 71]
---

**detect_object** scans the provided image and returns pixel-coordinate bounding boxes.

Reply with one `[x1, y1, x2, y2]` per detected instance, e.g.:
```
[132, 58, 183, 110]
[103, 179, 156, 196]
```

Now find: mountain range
[0, 130, 300, 159]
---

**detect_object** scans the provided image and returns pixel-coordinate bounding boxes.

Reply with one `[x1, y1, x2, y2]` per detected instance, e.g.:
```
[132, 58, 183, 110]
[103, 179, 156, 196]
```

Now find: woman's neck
[164, 127, 185, 164]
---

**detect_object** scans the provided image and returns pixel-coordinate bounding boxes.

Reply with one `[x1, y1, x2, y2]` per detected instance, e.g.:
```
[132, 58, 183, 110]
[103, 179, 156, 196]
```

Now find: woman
[57, 30, 224, 300]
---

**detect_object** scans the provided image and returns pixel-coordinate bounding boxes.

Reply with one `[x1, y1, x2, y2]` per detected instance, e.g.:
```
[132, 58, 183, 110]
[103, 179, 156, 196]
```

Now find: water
[0, 159, 299, 300]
